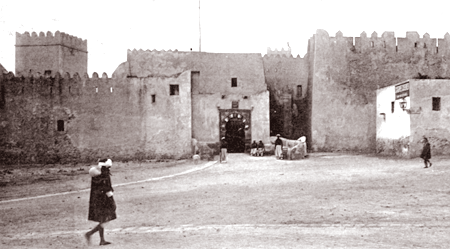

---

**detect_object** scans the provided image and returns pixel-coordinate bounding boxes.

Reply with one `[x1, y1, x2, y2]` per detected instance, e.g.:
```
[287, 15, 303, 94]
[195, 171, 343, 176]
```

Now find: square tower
[15, 31, 87, 76]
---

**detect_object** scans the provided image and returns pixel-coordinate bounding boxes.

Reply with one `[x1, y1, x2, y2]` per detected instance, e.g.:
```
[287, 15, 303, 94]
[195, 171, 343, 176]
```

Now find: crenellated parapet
[0, 71, 118, 99]
[266, 47, 293, 57]
[127, 48, 181, 60]
[263, 53, 304, 60]
[16, 31, 87, 52]
[317, 29, 450, 55]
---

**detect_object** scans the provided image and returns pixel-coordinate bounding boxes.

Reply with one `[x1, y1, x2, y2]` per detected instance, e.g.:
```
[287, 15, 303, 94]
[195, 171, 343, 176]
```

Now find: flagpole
[199, 0, 201, 52]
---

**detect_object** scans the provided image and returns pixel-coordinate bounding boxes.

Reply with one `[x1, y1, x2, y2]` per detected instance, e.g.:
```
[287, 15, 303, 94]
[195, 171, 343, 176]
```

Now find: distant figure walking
[85, 158, 117, 246]
[251, 140, 258, 156]
[257, 140, 265, 156]
[420, 137, 432, 168]
[275, 134, 283, 159]
[220, 137, 228, 163]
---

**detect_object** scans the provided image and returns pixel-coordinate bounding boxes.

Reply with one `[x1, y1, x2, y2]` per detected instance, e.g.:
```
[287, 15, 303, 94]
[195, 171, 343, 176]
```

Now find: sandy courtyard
[1, 153, 450, 248]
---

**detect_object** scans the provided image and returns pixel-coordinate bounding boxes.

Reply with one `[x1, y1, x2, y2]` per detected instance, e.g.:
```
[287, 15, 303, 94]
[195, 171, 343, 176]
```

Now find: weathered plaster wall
[376, 84, 411, 156]
[191, 91, 269, 144]
[310, 29, 450, 152]
[60, 46, 88, 75]
[410, 79, 450, 157]
[122, 50, 267, 94]
[262, 54, 309, 139]
[15, 31, 87, 76]
[0, 71, 192, 164]
[117, 50, 269, 145]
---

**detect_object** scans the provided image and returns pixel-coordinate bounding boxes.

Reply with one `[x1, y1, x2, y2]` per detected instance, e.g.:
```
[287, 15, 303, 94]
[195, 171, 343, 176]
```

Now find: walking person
[85, 158, 117, 246]
[220, 137, 228, 163]
[420, 137, 432, 168]
[274, 134, 283, 159]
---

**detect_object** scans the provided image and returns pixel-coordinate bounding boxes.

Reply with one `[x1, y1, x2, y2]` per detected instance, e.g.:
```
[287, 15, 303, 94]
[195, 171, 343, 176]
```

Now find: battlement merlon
[16, 31, 88, 53]
[315, 29, 450, 54]
[266, 47, 292, 57]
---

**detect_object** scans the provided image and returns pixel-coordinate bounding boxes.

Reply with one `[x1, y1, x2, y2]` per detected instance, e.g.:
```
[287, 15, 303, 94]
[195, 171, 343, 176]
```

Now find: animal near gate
[219, 109, 251, 153]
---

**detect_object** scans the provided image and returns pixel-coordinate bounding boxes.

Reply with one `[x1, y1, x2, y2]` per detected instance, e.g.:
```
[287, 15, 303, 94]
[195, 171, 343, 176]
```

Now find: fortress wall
[15, 31, 88, 77]
[309, 29, 450, 152]
[0, 71, 192, 164]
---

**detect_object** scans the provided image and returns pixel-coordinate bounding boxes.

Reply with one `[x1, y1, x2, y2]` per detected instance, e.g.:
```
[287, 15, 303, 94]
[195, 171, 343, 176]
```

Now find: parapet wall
[266, 47, 293, 57]
[309, 29, 450, 153]
[262, 52, 308, 139]
[0, 70, 192, 165]
[16, 31, 87, 52]
[328, 30, 450, 55]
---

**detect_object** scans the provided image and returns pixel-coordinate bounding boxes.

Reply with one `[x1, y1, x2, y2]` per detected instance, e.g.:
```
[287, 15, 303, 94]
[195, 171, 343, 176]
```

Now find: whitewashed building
[377, 79, 450, 157]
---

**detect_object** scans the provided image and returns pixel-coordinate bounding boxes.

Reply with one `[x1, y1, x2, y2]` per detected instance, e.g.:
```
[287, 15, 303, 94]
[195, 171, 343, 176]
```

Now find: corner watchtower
[15, 31, 88, 75]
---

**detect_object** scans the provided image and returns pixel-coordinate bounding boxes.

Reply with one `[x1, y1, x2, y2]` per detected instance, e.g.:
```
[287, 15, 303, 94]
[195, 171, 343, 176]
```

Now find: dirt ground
[1, 153, 450, 248]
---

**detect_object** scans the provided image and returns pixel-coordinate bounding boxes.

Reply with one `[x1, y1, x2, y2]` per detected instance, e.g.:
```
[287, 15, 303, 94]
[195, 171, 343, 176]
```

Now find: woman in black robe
[85, 158, 116, 246]
[420, 137, 432, 168]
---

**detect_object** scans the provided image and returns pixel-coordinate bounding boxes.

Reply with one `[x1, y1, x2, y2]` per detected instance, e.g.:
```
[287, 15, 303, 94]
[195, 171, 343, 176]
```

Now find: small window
[432, 97, 441, 111]
[370, 41, 374, 47]
[110, 87, 113, 93]
[391, 101, 395, 113]
[231, 78, 237, 87]
[68, 86, 71, 93]
[152, 94, 156, 103]
[191, 71, 200, 85]
[232, 101, 239, 109]
[57, 120, 64, 131]
[297, 85, 302, 97]
[414, 42, 417, 48]
[170, 85, 179, 95]
[45, 70, 52, 76]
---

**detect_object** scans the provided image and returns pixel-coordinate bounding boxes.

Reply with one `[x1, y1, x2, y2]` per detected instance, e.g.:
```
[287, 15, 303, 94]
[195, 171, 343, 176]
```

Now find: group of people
[250, 140, 266, 156]
[274, 134, 308, 160]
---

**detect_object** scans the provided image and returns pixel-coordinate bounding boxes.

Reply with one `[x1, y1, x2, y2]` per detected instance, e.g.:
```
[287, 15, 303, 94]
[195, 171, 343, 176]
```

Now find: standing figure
[251, 140, 258, 156]
[298, 136, 307, 158]
[274, 134, 283, 159]
[85, 158, 117, 246]
[257, 140, 265, 156]
[220, 137, 228, 163]
[420, 137, 432, 168]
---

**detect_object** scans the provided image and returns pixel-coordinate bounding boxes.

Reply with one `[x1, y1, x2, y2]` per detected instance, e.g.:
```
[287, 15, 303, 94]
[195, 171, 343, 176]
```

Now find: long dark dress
[88, 166, 117, 223]
[420, 142, 431, 160]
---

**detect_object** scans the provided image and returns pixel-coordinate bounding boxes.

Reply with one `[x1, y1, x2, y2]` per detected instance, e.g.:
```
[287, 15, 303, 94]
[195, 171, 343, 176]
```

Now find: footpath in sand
[1, 153, 450, 248]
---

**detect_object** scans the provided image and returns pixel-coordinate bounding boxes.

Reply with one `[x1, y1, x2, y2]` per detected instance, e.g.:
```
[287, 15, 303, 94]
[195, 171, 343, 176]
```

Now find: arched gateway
[219, 109, 251, 153]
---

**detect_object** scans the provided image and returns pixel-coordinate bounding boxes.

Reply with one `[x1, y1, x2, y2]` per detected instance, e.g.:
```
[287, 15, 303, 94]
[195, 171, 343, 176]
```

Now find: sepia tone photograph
[1, 0, 450, 248]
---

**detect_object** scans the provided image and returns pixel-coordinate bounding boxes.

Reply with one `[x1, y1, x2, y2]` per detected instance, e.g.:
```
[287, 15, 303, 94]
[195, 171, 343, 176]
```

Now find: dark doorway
[219, 110, 251, 153]
[225, 119, 245, 153]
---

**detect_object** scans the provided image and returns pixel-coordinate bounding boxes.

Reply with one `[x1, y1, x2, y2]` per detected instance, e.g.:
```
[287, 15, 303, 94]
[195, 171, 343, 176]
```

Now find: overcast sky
[1, 0, 450, 75]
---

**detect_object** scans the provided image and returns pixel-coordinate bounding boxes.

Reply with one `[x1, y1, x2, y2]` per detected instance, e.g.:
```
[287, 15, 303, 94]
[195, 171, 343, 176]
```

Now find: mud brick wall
[262, 54, 309, 140]
[409, 79, 450, 157]
[117, 50, 270, 145]
[309, 29, 450, 152]
[0, 71, 192, 165]
[15, 31, 87, 76]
